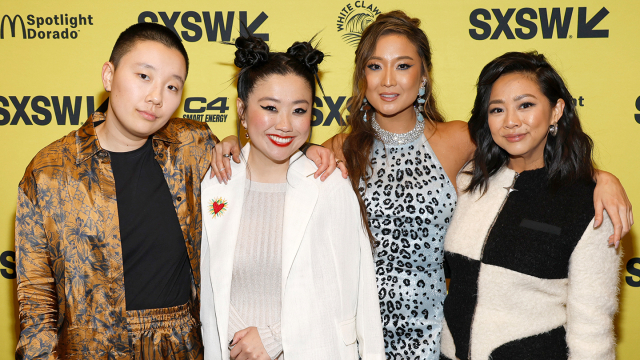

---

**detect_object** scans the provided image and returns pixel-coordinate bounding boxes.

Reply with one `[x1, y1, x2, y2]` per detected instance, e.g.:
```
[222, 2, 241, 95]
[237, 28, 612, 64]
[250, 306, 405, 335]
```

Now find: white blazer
[200, 145, 384, 360]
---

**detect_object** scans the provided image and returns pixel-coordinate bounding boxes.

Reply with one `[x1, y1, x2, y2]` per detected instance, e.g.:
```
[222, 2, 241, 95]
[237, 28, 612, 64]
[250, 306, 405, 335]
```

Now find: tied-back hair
[232, 35, 377, 250]
[232, 34, 325, 151]
[340, 10, 445, 248]
[465, 51, 595, 194]
[234, 35, 324, 104]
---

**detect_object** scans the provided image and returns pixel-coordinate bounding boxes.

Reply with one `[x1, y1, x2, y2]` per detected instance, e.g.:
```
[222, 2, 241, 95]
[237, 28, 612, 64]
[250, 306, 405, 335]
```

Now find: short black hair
[466, 51, 595, 193]
[109, 22, 189, 77]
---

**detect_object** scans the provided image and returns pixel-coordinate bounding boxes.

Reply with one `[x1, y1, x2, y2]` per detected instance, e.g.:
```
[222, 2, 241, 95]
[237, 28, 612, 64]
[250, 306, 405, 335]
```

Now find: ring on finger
[219, 167, 225, 171]
[335, 159, 343, 165]
[222, 153, 231, 158]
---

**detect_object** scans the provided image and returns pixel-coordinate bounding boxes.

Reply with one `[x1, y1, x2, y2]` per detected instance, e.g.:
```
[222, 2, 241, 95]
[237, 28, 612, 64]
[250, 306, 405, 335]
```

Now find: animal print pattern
[361, 135, 456, 360]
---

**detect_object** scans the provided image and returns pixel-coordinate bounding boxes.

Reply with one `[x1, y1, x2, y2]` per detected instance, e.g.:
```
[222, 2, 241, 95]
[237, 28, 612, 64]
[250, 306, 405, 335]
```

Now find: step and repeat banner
[1, 0, 638, 357]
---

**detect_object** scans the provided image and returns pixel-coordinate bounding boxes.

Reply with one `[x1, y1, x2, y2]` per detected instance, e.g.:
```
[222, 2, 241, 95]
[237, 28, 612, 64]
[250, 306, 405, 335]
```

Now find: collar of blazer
[201, 143, 320, 346]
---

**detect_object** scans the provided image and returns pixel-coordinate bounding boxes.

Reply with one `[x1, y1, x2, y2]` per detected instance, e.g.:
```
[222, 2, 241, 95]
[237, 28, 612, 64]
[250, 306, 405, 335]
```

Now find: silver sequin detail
[371, 108, 425, 145]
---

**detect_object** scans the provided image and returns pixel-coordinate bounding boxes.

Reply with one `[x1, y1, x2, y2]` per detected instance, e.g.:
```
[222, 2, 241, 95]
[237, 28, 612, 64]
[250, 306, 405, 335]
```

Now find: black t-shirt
[109, 138, 191, 310]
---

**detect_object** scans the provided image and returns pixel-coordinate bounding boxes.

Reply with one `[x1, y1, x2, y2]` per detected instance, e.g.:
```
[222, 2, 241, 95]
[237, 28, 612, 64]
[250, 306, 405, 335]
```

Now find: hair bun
[234, 36, 269, 69]
[287, 41, 324, 74]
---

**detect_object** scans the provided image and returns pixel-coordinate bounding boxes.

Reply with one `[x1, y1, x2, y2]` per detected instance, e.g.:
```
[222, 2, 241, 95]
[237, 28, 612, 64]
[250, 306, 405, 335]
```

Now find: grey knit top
[228, 181, 286, 359]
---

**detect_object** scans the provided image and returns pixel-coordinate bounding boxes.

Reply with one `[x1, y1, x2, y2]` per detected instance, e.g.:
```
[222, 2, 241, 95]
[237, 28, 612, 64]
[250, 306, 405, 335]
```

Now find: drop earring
[415, 78, 427, 122]
[361, 97, 370, 122]
[243, 123, 249, 139]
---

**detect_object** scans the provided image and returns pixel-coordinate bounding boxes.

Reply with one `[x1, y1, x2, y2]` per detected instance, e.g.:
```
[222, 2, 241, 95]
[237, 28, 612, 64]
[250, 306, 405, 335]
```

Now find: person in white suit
[200, 35, 384, 360]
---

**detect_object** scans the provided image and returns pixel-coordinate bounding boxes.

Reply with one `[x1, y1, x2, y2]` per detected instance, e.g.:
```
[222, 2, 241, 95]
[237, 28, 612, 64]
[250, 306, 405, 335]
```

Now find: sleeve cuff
[257, 322, 283, 359]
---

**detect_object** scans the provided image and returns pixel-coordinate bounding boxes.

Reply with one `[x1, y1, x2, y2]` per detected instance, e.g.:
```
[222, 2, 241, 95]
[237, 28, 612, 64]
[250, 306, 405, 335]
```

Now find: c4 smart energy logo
[181, 96, 231, 123]
[139, 11, 269, 42]
[1, 13, 94, 40]
[336, 2, 382, 47]
[469, 7, 609, 40]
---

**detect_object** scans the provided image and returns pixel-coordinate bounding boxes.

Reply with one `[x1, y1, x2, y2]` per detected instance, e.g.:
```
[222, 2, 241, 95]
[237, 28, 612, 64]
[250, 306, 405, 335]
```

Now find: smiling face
[487, 72, 565, 171]
[364, 33, 424, 121]
[101, 40, 186, 149]
[239, 73, 312, 166]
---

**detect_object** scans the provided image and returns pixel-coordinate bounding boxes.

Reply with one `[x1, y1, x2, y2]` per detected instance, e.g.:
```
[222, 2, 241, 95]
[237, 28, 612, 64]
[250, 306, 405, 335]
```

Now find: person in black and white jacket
[440, 51, 621, 360]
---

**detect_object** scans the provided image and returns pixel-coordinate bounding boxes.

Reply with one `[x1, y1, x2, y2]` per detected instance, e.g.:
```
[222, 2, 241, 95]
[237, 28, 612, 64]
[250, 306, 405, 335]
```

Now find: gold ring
[335, 159, 343, 165]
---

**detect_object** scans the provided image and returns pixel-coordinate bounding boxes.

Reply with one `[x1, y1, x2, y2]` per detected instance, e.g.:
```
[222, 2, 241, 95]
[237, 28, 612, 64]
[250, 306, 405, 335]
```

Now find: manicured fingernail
[615, 241, 620, 249]
[229, 340, 233, 345]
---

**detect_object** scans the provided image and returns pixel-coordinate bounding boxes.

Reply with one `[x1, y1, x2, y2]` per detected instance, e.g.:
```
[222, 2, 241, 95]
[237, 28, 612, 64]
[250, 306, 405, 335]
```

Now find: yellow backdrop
[1, 0, 638, 358]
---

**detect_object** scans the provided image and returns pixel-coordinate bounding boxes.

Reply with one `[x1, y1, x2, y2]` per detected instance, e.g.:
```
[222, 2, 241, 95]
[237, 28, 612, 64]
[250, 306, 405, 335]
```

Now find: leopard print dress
[361, 134, 457, 359]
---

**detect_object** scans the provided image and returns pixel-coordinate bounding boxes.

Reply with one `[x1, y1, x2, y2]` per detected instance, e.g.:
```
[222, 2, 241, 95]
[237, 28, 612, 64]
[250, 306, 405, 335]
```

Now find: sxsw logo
[628, 258, 640, 287]
[312, 96, 351, 127]
[1, 251, 15, 280]
[138, 11, 268, 42]
[469, 7, 609, 40]
[0, 96, 97, 126]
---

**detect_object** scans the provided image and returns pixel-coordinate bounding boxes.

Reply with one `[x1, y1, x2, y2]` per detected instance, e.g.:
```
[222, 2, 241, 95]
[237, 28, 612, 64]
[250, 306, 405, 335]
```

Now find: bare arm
[210, 135, 345, 183]
[592, 170, 633, 247]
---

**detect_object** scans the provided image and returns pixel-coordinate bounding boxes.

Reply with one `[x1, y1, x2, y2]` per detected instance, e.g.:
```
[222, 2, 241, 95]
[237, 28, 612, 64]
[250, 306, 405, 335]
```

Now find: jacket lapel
[281, 153, 319, 293]
[201, 146, 249, 352]
[202, 146, 319, 351]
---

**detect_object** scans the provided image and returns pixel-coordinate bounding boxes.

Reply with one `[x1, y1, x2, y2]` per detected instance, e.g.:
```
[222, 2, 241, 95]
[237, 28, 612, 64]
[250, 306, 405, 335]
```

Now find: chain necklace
[371, 108, 425, 145]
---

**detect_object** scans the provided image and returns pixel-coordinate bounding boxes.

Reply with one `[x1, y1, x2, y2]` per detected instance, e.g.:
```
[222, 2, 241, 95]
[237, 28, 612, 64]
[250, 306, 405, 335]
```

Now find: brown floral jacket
[15, 113, 217, 359]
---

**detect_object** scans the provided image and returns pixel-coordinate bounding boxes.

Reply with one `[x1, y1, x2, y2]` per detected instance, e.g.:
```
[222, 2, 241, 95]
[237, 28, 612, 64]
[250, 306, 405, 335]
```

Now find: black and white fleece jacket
[440, 166, 621, 360]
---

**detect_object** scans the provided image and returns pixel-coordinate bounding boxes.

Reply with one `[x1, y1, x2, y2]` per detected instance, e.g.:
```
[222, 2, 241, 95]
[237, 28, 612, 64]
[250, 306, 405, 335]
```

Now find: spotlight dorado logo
[336, 1, 382, 47]
[1, 13, 94, 40]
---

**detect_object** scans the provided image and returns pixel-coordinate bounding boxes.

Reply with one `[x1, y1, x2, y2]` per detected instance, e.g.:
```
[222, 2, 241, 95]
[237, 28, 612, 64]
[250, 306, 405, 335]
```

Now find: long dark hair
[340, 10, 445, 248]
[465, 51, 595, 193]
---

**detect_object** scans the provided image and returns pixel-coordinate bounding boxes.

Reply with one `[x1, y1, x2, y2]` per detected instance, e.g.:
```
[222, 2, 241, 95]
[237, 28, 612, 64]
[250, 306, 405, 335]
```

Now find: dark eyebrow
[369, 55, 415, 61]
[514, 93, 536, 101]
[258, 97, 281, 103]
[489, 93, 538, 105]
[259, 97, 310, 105]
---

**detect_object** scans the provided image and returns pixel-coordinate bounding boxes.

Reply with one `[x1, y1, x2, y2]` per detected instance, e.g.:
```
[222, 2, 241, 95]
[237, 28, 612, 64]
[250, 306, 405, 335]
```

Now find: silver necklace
[371, 108, 425, 145]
